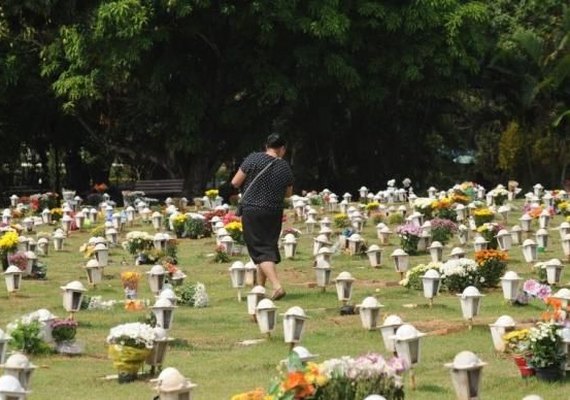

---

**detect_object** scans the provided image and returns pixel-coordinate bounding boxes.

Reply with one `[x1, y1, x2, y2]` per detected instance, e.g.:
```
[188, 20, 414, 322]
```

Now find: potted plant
[106, 322, 155, 383]
[472, 208, 494, 227]
[526, 322, 565, 381]
[0, 230, 19, 271]
[50, 318, 78, 344]
[430, 218, 458, 244]
[171, 214, 188, 238]
[50, 318, 81, 354]
[395, 223, 421, 255]
[503, 328, 534, 377]
[225, 220, 245, 255]
[120, 271, 141, 299]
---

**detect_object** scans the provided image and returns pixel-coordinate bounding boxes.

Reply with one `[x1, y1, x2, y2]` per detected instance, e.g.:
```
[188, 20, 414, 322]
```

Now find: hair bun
[266, 133, 287, 148]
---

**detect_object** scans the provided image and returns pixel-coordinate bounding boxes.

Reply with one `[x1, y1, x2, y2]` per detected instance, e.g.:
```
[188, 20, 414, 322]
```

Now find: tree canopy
[0, 0, 568, 196]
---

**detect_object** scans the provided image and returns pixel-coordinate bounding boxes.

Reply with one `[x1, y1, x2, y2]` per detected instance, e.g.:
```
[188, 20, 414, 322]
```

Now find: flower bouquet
[400, 262, 443, 290]
[430, 218, 458, 244]
[164, 261, 186, 286]
[175, 281, 209, 307]
[171, 214, 188, 238]
[432, 197, 457, 221]
[7, 251, 28, 272]
[282, 227, 302, 239]
[122, 231, 154, 255]
[232, 352, 406, 400]
[121, 271, 141, 299]
[51, 318, 82, 354]
[526, 322, 565, 381]
[474, 249, 508, 288]
[395, 223, 421, 255]
[50, 318, 78, 343]
[50, 208, 63, 222]
[490, 186, 509, 206]
[106, 322, 155, 383]
[0, 230, 19, 270]
[476, 222, 502, 249]
[205, 189, 219, 201]
[333, 213, 350, 229]
[6, 309, 57, 354]
[503, 328, 534, 377]
[441, 258, 479, 293]
[472, 208, 494, 227]
[213, 244, 231, 263]
[225, 221, 244, 245]
[413, 197, 435, 220]
[518, 279, 551, 305]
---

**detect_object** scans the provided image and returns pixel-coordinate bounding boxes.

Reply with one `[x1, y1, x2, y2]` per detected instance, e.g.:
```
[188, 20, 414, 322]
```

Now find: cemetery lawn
[0, 201, 567, 399]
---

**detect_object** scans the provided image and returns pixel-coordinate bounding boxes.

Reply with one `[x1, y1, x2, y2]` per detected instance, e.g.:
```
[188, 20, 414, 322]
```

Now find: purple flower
[387, 356, 409, 373]
[430, 218, 458, 233]
[396, 223, 421, 237]
[536, 285, 552, 300]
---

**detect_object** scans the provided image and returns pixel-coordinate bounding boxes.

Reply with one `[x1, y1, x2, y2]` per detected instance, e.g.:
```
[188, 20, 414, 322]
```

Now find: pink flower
[523, 279, 539, 295]
[387, 356, 409, 373]
[536, 285, 552, 301]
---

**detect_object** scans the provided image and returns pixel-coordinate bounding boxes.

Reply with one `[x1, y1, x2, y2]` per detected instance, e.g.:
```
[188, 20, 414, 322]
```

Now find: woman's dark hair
[266, 133, 287, 149]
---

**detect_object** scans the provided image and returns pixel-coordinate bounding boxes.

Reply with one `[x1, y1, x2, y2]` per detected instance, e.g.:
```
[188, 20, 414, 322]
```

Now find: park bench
[133, 179, 185, 197]
[4, 185, 41, 198]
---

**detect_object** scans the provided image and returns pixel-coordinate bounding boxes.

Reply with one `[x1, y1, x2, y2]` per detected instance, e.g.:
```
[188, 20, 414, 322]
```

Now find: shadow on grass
[417, 383, 448, 393]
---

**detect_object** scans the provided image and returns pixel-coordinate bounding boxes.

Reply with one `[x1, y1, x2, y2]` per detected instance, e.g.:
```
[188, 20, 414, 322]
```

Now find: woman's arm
[231, 168, 247, 189]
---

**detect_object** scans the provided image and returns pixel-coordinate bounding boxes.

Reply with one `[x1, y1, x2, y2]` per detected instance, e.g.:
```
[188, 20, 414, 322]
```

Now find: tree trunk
[181, 155, 216, 198]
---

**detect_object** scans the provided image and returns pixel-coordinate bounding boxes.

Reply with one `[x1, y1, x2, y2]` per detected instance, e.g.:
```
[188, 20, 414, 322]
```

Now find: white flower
[107, 322, 156, 348]
[192, 282, 209, 308]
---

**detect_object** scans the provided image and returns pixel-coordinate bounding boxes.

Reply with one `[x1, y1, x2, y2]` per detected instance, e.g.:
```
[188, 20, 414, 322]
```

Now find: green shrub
[388, 213, 404, 225]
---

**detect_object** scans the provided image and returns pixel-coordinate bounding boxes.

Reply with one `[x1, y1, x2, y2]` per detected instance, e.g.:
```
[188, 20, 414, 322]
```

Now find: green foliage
[90, 224, 106, 237]
[185, 218, 207, 239]
[175, 282, 197, 306]
[9, 320, 52, 355]
[387, 213, 404, 225]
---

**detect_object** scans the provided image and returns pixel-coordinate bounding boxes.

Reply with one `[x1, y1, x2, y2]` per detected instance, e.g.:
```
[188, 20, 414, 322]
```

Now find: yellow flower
[0, 231, 19, 251]
[473, 208, 493, 217]
[365, 202, 380, 211]
[173, 214, 188, 224]
[225, 221, 243, 232]
[432, 197, 452, 209]
[205, 189, 219, 199]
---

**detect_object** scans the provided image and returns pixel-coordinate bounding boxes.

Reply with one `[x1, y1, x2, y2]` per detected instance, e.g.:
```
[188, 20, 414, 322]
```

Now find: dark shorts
[242, 208, 283, 264]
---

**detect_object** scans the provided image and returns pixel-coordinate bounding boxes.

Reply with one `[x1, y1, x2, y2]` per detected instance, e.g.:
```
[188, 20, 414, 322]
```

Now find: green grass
[1, 202, 568, 399]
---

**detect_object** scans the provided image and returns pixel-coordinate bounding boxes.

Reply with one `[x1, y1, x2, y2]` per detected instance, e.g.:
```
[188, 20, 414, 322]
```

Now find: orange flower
[230, 388, 266, 400]
[281, 372, 315, 399]
[124, 300, 145, 311]
[541, 297, 564, 322]
[528, 207, 543, 219]
[164, 262, 178, 274]
[475, 249, 508, 264]
[545, 297, 561, 310]
[282, 372, 306, 391]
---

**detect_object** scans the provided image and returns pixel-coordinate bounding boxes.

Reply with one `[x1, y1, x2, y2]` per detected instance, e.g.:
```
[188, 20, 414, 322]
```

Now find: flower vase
[534, 365, 562, 382]
[124, 286, 138, 300]
[513, 355, 534, 378]
[108, 344, 150, 383]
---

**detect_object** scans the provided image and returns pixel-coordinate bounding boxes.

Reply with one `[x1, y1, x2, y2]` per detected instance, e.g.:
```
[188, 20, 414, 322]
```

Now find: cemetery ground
[0, 200, 568, 399]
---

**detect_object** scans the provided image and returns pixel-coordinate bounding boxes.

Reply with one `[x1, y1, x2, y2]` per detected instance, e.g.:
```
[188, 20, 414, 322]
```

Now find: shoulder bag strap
[240, 159, 277, 202]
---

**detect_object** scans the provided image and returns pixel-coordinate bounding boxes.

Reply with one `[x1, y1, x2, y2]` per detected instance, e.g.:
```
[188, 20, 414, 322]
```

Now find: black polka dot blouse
[239, 152, 293, 211]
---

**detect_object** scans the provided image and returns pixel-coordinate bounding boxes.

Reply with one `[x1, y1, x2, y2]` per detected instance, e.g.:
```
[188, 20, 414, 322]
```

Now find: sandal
[271, 287, 286, 301]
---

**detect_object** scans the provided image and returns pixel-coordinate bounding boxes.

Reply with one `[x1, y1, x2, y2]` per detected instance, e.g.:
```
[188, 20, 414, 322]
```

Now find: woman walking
[231, 133, 293, 300]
